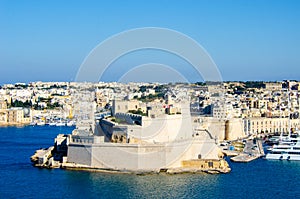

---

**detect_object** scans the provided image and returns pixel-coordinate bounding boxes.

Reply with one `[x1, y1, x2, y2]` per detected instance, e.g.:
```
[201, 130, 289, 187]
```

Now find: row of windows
[251, 121, 299, 126]
[72, 138, 93, 144]
[251, 128, 287, 131]
[289, 152, 300, 155]
[271, 151, 300, 155]
[252, 121, 292, 125]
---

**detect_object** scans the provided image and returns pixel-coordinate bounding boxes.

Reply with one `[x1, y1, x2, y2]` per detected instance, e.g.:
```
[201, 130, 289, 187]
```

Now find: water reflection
[65, 171, 221, 198]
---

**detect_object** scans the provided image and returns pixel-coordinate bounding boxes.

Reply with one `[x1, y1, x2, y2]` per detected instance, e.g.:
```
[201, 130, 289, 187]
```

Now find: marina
[30, 119, 77, 127]
[265, 135, 300, 161]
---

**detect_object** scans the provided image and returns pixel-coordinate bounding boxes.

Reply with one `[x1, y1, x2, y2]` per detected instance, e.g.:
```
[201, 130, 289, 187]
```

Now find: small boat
[66, 121, 76, 126]
[56, 122, 66, 126]
[36, 121, 45, 126]
[30, 122, 37, 126]
[49, 122, 57, 126]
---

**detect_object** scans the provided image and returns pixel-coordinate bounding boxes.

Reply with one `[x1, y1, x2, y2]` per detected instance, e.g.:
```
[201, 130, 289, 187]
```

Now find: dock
[230, 154, 260, 162]
[229, 139, 265, 163]
[257, 139, 265, 156]
[222, 150, 239, 157]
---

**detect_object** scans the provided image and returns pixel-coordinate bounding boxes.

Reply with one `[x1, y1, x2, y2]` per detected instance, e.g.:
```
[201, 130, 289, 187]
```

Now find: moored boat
[56, 122, 66, 127]
[266, 141, 300, 161]
[66, 121, 76, 126]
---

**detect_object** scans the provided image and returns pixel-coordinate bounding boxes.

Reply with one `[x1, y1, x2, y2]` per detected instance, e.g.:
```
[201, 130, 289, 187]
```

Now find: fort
[31, 101, 231, 174]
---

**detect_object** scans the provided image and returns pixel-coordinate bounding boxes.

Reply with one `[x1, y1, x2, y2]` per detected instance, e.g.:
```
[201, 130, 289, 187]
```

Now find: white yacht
[49, 122, 57, 126]
[266, 141, 300, 161]
[36, 121, 45, 126]
[66, 121, 76, 126]
[56, 121, 66, 126]
[265, 88, 300, 160]
[30, 122, 36, 126]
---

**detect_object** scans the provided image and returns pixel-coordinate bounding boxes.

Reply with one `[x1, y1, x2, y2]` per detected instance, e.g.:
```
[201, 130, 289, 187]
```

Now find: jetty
[230, 153, 260, 162]
[229, 139, 265, 163]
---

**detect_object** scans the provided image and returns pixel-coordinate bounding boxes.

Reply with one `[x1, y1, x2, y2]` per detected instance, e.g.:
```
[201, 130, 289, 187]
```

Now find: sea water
[1, 126, 300, 199]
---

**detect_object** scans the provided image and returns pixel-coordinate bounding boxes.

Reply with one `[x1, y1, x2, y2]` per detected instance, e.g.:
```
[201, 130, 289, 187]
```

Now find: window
[271, 151, 281, 154]
[288, 152, 300, 155]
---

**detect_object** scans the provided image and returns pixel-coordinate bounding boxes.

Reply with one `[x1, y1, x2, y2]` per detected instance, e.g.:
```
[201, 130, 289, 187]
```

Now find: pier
[230, 153, 260, 162]
[229, 139, 265, 163]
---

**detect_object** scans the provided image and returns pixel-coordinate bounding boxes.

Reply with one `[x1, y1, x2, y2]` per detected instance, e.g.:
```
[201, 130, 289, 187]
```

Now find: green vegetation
[235, 85, 246, 91]
[32, 97, 62, 110]
[11, 99, 32, 108]
[137, 93, 163, 102]
[139, 85, 153, 92]
[110, 117, 126, 124]
[128, 109, 147, 116]
[51, 93, 64, 96]
[231, 141, 245, 152]
[15, 84, 28, 89]
[46, 84, 67, 90]
[135, 85, 167, 102]
[195, 82, 206, 86]
[244, 81, 265, 89]
[154, 85, 165, 92]
[47, 102, 61, 109]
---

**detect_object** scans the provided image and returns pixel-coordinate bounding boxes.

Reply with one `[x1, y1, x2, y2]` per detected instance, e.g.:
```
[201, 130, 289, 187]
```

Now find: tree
[11, 99, 32, 108]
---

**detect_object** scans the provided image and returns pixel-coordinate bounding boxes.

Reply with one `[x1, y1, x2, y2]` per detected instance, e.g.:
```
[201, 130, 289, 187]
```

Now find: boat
[56, 121, 66, 126]
[36, 121, 45, 126]
[49, 122, 57, 126]
[265, 131, 300, 161]
[264, 88, 300, 160]
[66, 121, 76, 126]
[266, 141, 300, 161]
[56, 122, 65, 127]
[30, 122, 37, 126]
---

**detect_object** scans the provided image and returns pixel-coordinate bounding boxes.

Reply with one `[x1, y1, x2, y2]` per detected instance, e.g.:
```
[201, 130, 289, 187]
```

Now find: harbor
[3, 125, 300, 199]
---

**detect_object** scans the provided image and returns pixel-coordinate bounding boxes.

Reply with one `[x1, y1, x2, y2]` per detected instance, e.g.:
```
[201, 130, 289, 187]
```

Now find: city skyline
[1, 1, 300, 84]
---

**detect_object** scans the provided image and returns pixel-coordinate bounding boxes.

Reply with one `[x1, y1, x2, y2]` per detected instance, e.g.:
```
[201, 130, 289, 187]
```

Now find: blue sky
[1, 0, 300, 83]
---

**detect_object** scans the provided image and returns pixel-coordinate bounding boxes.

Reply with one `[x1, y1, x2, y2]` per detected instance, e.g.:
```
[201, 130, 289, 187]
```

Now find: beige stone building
[0, 108, 31, 125]
[264, 82, 282, 91]
[7, 108, 25, 123]
[197, 117, 246, 141]
[0, 100, 7, 109]
[0, 110, 7, 124]
[244, 117, 300, 134]
[112, 100, 146, 116]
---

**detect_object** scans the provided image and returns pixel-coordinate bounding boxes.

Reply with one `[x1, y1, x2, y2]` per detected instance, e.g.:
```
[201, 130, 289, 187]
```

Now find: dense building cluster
[1, 80, 299, 139]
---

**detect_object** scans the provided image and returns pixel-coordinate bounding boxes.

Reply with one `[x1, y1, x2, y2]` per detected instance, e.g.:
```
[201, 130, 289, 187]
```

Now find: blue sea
[1, 126, 300, 199]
